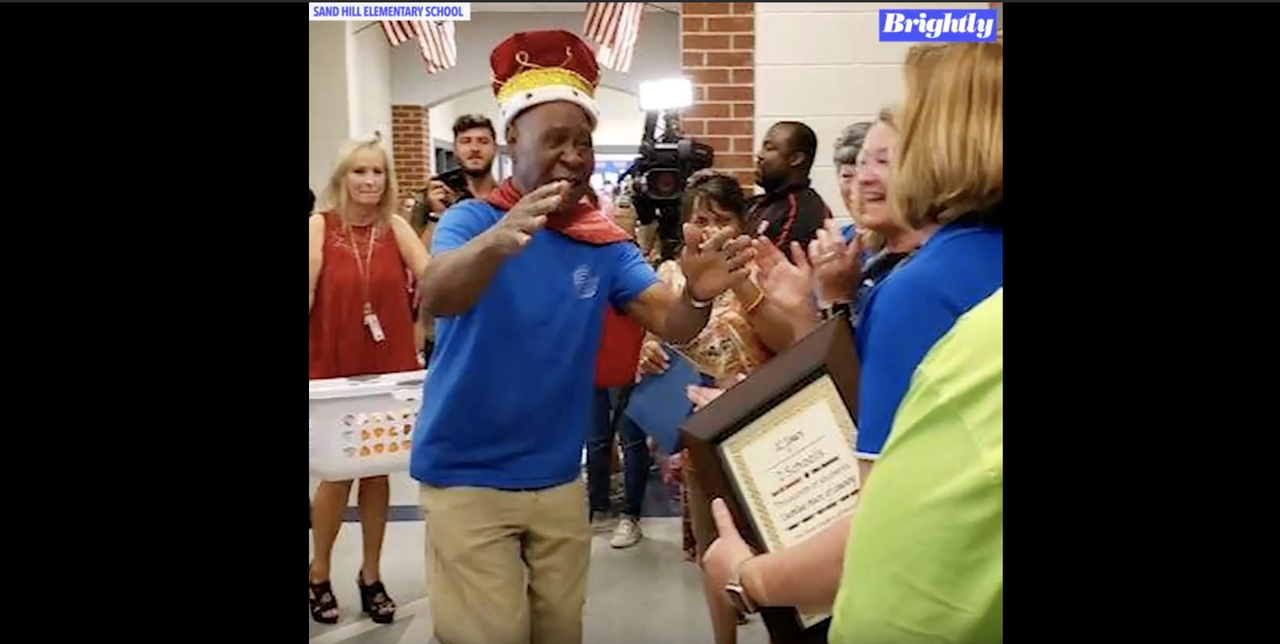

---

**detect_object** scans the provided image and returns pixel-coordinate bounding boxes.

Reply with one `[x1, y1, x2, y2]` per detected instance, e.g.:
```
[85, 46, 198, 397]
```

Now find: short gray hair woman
[833, 121, 872, 218]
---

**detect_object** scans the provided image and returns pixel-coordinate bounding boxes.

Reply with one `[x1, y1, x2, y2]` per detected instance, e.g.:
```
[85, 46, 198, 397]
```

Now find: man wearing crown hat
[409, 29, 756, 644]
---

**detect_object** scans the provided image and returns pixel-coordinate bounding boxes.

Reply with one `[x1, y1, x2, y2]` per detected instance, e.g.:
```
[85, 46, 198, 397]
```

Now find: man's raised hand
[490, 181, 569, 256]
[680, 224, 755, 302]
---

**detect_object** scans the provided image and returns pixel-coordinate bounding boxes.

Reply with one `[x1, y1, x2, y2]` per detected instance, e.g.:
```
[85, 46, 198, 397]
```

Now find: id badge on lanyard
[363, 303, 386, 343]
[349, 222, 387, 344]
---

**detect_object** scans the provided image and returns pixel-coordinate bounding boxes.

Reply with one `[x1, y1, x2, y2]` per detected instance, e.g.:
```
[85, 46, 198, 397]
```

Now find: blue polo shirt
[853, 220, 1003, 460]
[411, 200, 660, 490]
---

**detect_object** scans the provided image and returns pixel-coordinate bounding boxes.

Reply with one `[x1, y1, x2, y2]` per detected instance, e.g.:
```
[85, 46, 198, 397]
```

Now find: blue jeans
[586, 388, 650, 518]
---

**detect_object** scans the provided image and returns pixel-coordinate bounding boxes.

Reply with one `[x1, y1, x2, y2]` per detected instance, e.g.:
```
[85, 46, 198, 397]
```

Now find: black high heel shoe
[309, 578, 340, 624]
[357, 573, 396, 624]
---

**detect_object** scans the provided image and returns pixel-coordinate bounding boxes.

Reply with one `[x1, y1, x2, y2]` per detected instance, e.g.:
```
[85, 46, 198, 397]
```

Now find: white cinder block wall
[309, 21, 350, 194]
[754, 2, 988, 225]
[347, 22, 393, 151]
[308, 21, 394, 195]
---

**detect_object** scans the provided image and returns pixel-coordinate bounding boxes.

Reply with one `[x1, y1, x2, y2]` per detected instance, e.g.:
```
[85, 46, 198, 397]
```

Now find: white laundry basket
[309, 370, 427, 482]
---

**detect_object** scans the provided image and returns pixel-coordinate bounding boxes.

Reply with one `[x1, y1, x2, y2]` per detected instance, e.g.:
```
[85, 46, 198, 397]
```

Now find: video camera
[622, 111, 714, 261]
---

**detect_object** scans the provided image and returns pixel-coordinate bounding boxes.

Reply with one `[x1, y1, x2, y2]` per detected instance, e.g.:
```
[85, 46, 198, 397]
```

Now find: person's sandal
[357, 573, 396, 624]
[309, 578, 340, 624]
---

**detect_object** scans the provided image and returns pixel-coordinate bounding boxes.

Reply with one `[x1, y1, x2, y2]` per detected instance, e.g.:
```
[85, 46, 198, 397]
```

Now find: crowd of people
[308, 26, 1002, 644]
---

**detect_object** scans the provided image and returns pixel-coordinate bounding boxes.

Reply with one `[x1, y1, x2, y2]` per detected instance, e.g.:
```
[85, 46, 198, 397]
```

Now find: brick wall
[391, 104, 430, 199]
[681, 2, 756, 189]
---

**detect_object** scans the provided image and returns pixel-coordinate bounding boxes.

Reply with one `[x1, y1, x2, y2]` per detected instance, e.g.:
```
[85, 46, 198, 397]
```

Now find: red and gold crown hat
[490, 29, 600, 129]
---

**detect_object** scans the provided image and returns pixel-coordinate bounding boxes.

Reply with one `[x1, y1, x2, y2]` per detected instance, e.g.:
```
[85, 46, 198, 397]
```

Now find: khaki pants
[420, 479, 591, 644]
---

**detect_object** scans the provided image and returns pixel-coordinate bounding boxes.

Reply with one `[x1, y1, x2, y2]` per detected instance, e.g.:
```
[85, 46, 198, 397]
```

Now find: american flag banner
[583, 2, 645, 73]
[379, 20, 458, 74]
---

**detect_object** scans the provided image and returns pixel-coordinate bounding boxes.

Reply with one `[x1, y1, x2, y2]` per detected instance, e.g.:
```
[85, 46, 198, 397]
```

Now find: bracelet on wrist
[686, 286, 713, 309]
[820, 301, 852, 320]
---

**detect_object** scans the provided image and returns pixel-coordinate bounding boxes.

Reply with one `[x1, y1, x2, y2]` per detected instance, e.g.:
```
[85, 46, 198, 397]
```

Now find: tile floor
[308, 474, 771, 644]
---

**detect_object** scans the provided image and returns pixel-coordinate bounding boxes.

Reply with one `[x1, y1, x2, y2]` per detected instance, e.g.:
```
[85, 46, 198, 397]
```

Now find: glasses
[854, 154, 891, 175]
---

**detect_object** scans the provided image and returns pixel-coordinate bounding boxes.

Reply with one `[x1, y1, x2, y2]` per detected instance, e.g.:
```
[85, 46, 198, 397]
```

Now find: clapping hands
[752, 220, 864, 321]
[808, 220, 863, 307]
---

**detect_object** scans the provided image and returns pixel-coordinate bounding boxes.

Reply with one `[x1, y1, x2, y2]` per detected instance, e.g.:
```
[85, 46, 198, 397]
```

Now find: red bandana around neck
[486, 178, 644, 389]
[486, 178, 632, 245]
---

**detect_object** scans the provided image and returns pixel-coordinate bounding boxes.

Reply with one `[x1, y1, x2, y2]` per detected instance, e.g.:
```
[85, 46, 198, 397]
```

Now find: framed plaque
[682, 317, 861, 644]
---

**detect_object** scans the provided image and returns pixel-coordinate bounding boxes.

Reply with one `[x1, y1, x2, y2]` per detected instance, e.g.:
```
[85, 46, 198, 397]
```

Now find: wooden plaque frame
[681, 317, 861, 644]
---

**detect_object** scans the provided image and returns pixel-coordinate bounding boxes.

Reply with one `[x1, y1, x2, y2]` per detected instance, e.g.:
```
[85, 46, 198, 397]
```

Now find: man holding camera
[411, 115, 501, 360]
[414, 114, 499, 248]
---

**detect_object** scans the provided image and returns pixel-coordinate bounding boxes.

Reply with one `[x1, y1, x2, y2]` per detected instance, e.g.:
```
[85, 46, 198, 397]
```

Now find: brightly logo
[879, 9, 998, 42]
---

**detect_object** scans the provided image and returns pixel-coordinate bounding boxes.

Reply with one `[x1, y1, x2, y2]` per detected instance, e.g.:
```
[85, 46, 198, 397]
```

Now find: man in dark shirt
[749, 121, 833, 251]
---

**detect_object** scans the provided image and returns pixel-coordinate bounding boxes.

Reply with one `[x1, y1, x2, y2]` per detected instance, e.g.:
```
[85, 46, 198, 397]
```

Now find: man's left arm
[610, 243, 710, 344]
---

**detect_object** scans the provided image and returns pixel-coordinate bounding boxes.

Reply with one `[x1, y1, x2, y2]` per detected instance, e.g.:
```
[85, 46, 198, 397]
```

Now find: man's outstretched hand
[680, 224, 755, 302]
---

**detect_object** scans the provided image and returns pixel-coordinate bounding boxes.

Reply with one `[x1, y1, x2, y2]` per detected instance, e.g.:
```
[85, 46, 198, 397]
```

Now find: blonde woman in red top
[308, 134, 430, 625]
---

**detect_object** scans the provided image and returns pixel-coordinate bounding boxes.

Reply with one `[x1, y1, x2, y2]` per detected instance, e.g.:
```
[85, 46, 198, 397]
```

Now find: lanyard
[343, 222, 379, 314]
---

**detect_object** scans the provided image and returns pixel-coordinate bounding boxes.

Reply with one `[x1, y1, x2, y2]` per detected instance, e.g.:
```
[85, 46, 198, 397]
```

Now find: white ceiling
[472, 3, 680, 13]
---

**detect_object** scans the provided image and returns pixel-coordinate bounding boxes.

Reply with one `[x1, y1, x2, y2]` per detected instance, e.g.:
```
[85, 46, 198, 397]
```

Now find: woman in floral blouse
[640, 170, 783, 644]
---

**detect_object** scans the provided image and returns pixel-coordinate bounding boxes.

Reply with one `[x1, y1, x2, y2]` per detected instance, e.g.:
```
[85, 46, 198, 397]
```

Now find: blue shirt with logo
[853, 221, 1003, 460]
[411, 200, 660, 490]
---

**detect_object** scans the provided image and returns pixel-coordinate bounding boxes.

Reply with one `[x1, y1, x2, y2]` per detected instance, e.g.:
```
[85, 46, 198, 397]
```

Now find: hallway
[308, 473, 772, 644]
